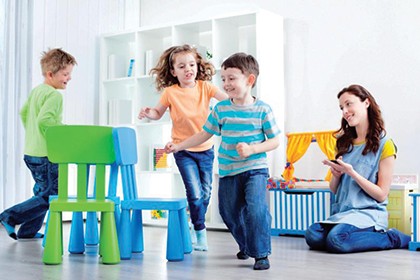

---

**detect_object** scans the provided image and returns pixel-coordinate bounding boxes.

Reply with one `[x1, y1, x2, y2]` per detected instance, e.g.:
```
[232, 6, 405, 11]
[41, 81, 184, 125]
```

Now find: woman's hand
[322, 157, 353, 177]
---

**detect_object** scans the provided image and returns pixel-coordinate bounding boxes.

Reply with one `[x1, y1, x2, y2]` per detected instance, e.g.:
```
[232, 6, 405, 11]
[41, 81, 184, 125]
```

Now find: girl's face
[45, 64, 74, 90]
[170, 52, 197, 88]
[339, 92, 370, 127]
[221, 67, 253, 104]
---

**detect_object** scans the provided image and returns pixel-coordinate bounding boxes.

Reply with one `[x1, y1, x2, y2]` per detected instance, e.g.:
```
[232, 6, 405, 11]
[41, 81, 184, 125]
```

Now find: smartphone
[330, 159, 339, 164]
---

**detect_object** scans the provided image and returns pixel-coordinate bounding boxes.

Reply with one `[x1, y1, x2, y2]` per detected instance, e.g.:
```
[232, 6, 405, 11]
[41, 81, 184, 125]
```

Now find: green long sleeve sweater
[20, 84, 63, 157]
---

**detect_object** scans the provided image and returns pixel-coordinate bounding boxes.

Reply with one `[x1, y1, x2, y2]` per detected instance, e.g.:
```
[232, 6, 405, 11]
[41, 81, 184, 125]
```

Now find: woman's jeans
[173, 148, 214, 231]
[0, 155, 58, 238]
[218, 168, 271, 259]
[305, 222, 405, 253]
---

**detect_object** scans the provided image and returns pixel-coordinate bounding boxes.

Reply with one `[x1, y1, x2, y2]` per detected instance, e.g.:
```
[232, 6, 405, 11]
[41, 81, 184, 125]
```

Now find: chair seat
[121, 198, 187, 211]
[50, 199, 115, 212]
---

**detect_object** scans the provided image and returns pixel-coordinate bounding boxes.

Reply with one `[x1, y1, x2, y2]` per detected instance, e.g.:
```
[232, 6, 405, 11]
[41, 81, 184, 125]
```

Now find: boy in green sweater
[0, 48, 77, 240]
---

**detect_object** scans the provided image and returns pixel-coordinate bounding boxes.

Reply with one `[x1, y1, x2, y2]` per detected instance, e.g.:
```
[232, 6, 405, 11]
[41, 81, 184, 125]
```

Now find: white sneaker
[193, 228, 208, 251]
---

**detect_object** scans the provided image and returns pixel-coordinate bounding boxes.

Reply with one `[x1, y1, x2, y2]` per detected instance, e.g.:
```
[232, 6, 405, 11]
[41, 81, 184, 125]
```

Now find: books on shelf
[107, 54, 125, 79]
[127, 58, 135, 77]
[145, 50, 154, 75]
[108, 55, 135, 79]
[108, 99, 132, 125]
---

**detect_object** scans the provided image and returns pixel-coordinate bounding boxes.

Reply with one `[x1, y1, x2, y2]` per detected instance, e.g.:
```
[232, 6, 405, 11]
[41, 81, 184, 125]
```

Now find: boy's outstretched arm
[165, 130, 213, 154]
[236, 135, 280, 158]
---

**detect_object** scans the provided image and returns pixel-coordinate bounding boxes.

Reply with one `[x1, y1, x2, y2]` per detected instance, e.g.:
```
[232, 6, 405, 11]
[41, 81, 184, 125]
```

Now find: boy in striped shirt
[165, 53, 280, 270]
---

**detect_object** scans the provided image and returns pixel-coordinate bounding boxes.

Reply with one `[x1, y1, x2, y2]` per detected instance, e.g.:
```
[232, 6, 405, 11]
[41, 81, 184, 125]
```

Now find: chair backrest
[46, 125, 115, 200]
[112, 127, 138, 165]
[112, 127, 138, 200]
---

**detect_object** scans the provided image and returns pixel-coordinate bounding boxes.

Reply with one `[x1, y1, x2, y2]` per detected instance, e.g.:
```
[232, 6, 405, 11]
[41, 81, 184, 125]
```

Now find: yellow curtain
[282, 133, 313, 181]
[314, 131, 336, 181]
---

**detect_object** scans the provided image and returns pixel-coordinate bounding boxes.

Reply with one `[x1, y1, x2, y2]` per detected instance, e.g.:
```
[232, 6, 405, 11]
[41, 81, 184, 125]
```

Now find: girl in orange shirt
[138, 45, 227, 251]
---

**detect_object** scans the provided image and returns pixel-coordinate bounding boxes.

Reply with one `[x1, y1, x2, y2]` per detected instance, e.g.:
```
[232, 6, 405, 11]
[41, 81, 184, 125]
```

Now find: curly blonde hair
[150, 44, 215, 91]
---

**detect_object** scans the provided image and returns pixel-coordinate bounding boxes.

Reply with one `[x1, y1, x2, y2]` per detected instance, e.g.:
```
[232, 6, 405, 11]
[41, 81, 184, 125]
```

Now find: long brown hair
[150, 44, 215, 91]
[335, 84, 386, 158]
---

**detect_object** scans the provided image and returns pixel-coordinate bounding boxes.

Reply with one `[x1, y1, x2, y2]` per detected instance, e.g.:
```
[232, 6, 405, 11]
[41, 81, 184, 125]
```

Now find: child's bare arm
[165, 131, 213, 153]
[214, 89, 228, 101]
[236, 135, 280, 158]
[138, 103, 167, 120]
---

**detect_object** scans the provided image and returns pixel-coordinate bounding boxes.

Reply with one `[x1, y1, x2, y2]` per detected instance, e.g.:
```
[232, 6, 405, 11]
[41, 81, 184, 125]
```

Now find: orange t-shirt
[159, 80, 218, 152]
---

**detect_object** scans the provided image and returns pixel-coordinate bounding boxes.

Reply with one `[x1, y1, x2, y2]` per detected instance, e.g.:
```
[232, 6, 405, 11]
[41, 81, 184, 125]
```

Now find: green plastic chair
[42, 125, 120, 265]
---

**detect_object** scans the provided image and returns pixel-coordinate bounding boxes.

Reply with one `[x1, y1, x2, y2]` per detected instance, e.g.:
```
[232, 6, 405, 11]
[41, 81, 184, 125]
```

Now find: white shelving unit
[99, 9, 285, 228]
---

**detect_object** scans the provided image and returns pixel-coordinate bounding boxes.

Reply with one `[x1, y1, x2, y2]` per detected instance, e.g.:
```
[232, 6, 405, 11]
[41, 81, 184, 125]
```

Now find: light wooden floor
[1, 223, 419, 280]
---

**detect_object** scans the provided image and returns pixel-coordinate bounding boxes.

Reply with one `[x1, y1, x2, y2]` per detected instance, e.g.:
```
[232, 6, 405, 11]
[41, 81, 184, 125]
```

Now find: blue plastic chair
[112, 127, 192, 261]
[409, 193, 419, 251]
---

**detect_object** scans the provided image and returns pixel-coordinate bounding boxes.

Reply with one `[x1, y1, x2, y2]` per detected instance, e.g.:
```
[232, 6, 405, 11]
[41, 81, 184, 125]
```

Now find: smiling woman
[305, 84, 410, 254]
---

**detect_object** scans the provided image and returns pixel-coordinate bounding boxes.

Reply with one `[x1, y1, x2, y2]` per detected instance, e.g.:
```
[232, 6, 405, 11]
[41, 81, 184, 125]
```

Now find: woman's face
[339, 92, 370, 127]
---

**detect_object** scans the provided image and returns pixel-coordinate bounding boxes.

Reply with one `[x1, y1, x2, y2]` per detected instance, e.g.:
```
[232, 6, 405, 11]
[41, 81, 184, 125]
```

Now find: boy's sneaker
[253, 257, 270, 270]
[1, 220, 17, 240]
[18, 232, 44, 239]
[236, 250, 249, 260]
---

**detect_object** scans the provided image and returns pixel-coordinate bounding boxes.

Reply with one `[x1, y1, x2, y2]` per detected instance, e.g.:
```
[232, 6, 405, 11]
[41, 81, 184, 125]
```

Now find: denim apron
[323, 137, 389, 230]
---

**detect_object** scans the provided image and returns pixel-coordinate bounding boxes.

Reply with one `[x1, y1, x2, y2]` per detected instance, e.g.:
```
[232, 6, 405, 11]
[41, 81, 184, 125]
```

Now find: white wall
[31, 0, 420, 180]
[31, 0, 139, 124]
[139, 0, 420, 179]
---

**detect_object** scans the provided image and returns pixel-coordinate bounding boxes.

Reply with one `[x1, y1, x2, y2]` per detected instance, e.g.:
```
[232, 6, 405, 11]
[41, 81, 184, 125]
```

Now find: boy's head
[41, 48, 77, 76]
[221, 53, 259, 88]
[41, 48, 77, 89]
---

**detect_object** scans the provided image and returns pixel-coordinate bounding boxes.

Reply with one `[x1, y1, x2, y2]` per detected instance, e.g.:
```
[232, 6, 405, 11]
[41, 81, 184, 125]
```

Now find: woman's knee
[326, 232, 353, 253]
[305, 224, 326, 250]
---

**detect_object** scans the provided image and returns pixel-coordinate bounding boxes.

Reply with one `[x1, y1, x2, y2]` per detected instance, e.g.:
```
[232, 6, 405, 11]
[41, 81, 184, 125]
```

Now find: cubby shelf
[99, 9, 285, 228]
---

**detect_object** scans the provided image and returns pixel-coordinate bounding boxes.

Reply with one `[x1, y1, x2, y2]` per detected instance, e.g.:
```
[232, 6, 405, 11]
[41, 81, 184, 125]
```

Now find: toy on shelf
[267, 177, 327, 190]
[150, 145, 170, 171]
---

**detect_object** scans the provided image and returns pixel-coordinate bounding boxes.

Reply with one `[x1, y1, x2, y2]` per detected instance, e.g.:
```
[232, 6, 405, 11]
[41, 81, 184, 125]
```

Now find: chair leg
[114, 204, 121, 230]
[131, 210, 144, 253]
[69, 212, 85, 254]
[43, 211, 63, 265]
[99, 212, 120, 264]
[166, 210, 184, 261]
[409, 241, 420, 251]
[118, 208, 132, 259]
[179, 208, 193, 254]
[42, 211, 50, 247]
[85, 212, 99, 245]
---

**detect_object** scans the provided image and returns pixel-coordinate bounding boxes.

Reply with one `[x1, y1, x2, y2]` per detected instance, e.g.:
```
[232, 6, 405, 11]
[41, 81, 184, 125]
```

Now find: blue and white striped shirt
[203, 98, 281, 177]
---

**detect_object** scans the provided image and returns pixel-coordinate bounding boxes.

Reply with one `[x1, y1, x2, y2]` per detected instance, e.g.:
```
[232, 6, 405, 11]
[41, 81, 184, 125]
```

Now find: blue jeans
[173, 148, 214, 231]
[218, 168, 271, 259]
[305, 223, 405, 253]
[0, 155, 58, 238]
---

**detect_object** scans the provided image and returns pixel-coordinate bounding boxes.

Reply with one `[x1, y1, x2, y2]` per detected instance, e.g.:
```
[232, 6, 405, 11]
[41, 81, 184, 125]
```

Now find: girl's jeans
[0, 155, 58, 238]
[218, 168, 271, 259]
[305, 222, 404, 253]
[173, 148, 214, 231]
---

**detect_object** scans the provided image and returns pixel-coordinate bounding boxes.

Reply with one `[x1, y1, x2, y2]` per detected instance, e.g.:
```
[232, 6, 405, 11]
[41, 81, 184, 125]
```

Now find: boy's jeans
[305, 222, 403, 253]
[173, 148, 214, 231]
[0, 155, 58, 238]
[218, 168, 271, 259]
